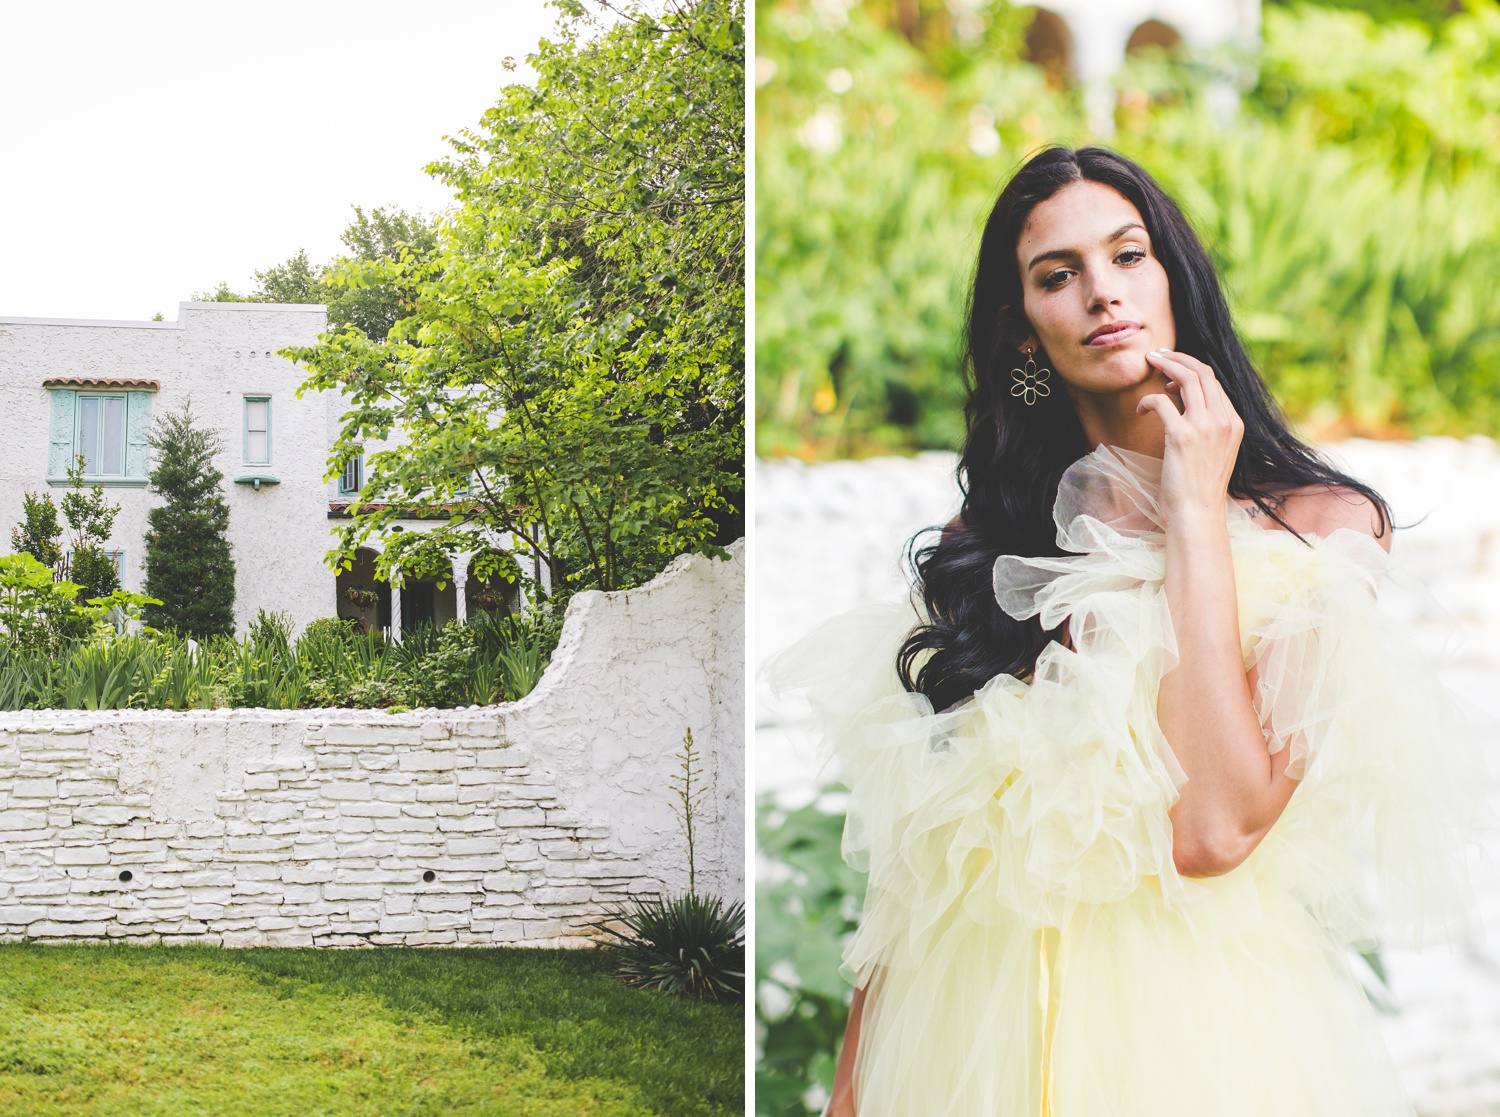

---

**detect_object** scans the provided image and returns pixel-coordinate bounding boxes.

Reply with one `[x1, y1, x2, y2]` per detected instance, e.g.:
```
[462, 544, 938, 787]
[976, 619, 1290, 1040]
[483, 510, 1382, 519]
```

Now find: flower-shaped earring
[1010, 347, 1052, 406]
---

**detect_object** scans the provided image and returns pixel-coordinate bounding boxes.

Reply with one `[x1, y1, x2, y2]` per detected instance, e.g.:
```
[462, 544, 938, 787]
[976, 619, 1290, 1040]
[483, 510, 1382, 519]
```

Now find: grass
[0, 944, 743, 1116]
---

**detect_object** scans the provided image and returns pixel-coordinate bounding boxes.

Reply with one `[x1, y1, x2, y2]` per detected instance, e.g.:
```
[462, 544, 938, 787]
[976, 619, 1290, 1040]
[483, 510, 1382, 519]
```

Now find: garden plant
[0, 602, 560, 712]
[599, 729, 746, 1004]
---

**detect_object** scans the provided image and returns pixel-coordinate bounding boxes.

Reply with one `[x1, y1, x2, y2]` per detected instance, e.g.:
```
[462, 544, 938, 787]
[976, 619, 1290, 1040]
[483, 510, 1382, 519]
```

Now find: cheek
[1021, 289, 1073, 344]
[1141, 262, 1174, 325]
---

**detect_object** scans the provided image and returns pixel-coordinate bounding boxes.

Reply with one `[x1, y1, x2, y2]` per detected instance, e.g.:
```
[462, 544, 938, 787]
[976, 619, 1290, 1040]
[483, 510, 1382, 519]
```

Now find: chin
[1073, 345, 1152, 392]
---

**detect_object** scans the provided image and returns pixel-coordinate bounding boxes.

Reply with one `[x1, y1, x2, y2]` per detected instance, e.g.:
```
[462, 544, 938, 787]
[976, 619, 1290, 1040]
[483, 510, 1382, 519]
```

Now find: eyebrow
[1026, 222, 1146, 271]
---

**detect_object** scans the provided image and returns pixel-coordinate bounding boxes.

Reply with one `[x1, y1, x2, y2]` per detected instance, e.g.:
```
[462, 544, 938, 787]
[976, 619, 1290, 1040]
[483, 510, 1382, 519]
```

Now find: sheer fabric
[772, 444, 1480, 1117]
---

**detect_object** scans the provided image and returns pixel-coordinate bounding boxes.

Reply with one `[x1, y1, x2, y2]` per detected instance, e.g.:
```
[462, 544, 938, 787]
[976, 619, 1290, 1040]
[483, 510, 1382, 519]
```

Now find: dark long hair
[898, 146, 1391, 713]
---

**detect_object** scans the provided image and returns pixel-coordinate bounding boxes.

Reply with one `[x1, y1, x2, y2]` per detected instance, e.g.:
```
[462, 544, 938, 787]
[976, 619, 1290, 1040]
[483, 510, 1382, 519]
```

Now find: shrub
[470, 608, 561, 700]
[404, 622, 479, 708]
[143, 401, 236, 638]
[755, 799, 865, 1117]
[756, 0, 1500, 453]
[59, 461, 121, 601]
[596, 893, 745, 1003]
[10, 492, 63, 570]
[0, 554, 86, 652]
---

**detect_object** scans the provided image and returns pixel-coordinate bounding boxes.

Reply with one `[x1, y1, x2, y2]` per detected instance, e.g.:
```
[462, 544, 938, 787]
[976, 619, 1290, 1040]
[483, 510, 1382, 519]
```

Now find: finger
[1166, 351, 1237, 423]
[1136, 392, 1186, 432]
[1146, 350, 1208, 415]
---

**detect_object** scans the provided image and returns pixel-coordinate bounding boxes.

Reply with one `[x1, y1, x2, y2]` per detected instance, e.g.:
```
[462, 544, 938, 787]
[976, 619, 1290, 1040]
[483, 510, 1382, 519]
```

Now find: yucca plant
[595, 893, 745, 1003]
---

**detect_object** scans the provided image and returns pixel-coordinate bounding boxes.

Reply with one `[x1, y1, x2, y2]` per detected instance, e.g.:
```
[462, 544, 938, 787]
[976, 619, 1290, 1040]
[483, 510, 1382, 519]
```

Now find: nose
[1083, 265, 1121, 313]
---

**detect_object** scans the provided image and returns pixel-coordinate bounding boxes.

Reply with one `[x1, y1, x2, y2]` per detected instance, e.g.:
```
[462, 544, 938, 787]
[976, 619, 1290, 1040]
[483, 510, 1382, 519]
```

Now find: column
[388, 564, 403, 645]
[454, 552, 473, 624]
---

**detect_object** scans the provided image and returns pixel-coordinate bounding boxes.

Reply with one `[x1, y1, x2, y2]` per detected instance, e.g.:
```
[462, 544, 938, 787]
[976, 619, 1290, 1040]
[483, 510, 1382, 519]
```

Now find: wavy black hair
[897, 146, 1391, 713]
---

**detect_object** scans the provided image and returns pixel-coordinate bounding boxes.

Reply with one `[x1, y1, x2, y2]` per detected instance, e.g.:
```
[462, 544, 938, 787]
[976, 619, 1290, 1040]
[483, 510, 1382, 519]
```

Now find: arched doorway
[399, 574, 457, 633]
[465, 552, 522, 620]
[336, 547, 390, 633]
[1125, 18, 1184, 58]
[1025, 9, 1074, 89]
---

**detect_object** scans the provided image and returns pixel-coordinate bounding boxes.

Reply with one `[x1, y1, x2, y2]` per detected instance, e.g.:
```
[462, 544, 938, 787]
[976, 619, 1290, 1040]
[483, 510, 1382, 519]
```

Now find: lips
[1083, 321, 1141, 346]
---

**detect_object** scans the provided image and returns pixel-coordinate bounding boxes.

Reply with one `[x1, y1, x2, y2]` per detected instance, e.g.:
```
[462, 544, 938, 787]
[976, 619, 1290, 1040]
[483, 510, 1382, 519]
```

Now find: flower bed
[0, 609, 558, 712]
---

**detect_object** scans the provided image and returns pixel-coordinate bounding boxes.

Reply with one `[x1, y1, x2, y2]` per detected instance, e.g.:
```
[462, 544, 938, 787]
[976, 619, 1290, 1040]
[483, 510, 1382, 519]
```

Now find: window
[66, 550, 125, 578]
[244, 397, 271, 465]
[338, 452, 363, 496]
[45, 385, 153, 486]
[76, 395, 127, 477]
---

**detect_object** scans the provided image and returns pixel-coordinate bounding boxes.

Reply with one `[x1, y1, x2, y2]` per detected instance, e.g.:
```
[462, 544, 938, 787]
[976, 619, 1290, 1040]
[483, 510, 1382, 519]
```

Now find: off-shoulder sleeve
[1237, 526, 1482, 949]
[770, 445, 1482, 985]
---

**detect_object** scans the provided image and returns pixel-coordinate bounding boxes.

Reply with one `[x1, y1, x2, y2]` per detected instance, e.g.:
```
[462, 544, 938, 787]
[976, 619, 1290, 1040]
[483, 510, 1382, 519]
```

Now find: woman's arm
[826, 984, 866, 1117]
[1135, 351, 1392, 877]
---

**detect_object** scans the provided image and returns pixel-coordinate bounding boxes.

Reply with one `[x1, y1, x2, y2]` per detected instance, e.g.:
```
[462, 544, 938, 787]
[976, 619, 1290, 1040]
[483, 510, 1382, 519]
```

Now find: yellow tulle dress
[773, 444, 1480, 1117]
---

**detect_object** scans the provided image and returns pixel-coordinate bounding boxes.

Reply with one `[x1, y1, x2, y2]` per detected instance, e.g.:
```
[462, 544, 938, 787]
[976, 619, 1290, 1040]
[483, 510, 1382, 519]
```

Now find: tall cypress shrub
[143, 401, 236, 637]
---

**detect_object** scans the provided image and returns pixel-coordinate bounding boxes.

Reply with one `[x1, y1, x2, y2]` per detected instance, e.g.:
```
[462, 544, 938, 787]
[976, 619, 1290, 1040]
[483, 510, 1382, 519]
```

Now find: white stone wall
[0, 540, 744, 947]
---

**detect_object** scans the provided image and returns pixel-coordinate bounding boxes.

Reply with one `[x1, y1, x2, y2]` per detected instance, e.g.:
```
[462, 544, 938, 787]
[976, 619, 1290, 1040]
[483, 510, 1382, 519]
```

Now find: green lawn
[0, 944, 743, 1116]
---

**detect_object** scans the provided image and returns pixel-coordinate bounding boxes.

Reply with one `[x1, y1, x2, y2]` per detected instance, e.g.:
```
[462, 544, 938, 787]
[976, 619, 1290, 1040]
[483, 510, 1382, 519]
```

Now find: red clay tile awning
[43, 376, 161, 390]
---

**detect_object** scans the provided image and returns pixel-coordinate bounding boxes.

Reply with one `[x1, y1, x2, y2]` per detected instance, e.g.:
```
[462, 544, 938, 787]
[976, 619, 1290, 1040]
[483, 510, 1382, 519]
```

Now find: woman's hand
[1136, 349, 1244, 527]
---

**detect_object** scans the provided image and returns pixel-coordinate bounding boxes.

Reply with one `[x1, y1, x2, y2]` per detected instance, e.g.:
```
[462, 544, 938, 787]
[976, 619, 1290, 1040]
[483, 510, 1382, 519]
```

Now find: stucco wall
[0, 541, 743, 947]
[0, 303, 340, 635]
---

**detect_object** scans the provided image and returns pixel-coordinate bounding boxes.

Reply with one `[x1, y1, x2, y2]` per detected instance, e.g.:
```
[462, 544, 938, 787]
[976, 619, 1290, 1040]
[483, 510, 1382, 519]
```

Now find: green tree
[288, 0, 745, 595]
[142, 401, 237, 638]
[10, 492, 63, 570]
[320, 207, 439, 339]
[193, 206, 438, 341]
[60, 460, 121, 601]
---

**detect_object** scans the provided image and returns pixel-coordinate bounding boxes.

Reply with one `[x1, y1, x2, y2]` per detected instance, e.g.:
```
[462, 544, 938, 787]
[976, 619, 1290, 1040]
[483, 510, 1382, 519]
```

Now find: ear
[996, 305, 1038, 355]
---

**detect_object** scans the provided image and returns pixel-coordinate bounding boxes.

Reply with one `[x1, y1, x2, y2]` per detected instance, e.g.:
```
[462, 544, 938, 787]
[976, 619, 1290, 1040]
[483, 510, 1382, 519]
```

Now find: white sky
[0, 0, 562, 321]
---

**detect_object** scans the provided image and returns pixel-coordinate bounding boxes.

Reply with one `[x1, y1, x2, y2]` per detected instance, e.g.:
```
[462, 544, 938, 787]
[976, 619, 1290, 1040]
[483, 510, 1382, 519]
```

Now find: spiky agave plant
[596, 893, 745, 1003]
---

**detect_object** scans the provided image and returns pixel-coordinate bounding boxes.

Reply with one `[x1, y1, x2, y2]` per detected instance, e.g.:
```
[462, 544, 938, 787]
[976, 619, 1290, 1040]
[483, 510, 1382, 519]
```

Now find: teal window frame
[74, 393, 129, 479]
[65, 549, 125, 579]
[46, 388, 152, 487]
[243, 396, 272, 466]
[338, 451, 363, 496]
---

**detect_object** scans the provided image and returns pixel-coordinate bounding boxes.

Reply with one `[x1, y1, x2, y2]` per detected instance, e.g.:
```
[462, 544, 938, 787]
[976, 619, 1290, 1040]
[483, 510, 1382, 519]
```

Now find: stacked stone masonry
[0, 541, 744, 947]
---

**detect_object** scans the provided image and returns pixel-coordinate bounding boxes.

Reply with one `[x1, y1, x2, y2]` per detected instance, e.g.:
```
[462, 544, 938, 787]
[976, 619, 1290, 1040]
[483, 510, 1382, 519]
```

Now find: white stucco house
[0, 301, 530, 638]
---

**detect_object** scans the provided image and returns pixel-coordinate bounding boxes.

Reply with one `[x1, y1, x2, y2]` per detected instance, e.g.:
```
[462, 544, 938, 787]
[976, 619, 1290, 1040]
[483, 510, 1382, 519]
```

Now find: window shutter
[125, 392, 153, 480]
[47, 390, 76, 478]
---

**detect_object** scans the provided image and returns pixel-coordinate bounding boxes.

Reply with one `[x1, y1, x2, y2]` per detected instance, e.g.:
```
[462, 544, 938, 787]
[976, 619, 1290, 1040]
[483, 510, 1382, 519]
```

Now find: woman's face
[1014, 180, 1176, 397]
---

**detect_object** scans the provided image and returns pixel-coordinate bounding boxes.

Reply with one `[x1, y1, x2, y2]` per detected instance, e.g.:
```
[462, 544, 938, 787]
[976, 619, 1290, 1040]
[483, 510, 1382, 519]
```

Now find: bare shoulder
[1271, 485, 1392, 553]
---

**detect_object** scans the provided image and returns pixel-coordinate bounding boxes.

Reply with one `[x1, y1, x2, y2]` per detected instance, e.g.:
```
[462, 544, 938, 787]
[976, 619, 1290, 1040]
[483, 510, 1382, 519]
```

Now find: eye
[1039, 268, 1073, 291]
[1117, 246, 1147, 265]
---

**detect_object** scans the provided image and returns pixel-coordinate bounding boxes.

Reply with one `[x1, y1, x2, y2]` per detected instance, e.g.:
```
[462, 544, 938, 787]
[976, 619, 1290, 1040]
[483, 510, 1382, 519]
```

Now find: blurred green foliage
[756, 797, 865, 1117]
[756, 0, 1500, 457]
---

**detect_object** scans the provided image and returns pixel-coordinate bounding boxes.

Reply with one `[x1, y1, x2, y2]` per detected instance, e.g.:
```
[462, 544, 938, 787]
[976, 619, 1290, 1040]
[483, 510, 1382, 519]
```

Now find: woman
[777, 147, 1478, 1116]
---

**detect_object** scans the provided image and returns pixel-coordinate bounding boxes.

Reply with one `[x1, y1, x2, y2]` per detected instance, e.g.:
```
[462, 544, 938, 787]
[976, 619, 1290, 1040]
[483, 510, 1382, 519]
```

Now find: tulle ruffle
[770, 444, 1482, 1115]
